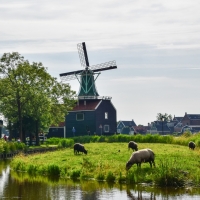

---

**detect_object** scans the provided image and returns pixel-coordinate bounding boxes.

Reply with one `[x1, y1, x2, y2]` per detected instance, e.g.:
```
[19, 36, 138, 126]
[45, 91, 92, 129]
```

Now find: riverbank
[10, 142, 200, 187]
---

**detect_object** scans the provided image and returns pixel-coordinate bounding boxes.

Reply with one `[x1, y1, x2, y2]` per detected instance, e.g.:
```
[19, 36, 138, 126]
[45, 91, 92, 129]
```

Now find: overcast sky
[1, 0, 200, 125]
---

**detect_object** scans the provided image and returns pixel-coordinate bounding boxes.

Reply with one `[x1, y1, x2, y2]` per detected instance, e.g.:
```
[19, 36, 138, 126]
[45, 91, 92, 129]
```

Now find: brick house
[174, 112, 200, 133]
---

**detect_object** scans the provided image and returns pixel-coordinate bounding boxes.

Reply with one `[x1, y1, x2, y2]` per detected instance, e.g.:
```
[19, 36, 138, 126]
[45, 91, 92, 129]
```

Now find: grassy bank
[10, 142, 200, 187]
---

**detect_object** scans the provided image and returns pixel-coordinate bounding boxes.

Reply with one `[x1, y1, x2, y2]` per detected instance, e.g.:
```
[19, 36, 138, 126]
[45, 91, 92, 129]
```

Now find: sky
[0, 0, 200, 126]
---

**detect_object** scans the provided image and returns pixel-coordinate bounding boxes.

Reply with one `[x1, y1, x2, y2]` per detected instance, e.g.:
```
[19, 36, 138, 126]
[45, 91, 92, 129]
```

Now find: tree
[0, 52, 76, 144]
[156, 113, 172, 122]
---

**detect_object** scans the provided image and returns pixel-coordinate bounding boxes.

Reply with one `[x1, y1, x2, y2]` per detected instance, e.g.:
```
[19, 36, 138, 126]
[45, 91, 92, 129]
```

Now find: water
[1, 160, 200, 200]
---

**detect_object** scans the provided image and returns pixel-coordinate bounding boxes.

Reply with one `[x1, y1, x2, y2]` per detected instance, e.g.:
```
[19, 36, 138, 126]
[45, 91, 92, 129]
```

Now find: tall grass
[70, 132, 200, 148]
[46, 137, 74, 148]
[0, 139, 26, 154]
[153, 158, 185, 187]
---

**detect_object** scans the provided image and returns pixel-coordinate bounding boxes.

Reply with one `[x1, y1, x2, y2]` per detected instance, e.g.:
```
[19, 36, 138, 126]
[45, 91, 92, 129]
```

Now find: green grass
[10, 142, 200, 186]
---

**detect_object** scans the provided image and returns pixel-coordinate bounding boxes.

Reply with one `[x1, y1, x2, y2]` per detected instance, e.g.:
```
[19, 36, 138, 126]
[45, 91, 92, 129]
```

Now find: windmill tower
[60, 42, 117, 137]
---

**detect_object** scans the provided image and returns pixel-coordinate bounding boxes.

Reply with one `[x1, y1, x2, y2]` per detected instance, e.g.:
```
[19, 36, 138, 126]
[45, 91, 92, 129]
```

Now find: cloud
[1, 0, 200, 53]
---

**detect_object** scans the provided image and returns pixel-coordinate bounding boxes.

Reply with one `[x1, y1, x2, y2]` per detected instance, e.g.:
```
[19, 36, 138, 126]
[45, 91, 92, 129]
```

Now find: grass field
[10, 142, 200, 187]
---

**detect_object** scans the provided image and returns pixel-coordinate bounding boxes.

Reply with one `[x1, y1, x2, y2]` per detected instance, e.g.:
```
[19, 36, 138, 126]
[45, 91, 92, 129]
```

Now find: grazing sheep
[74, 143, 87, 155]
[126, 148, 155, 170]
[128, 141, 138, 151]
[188, 141, 195, 150]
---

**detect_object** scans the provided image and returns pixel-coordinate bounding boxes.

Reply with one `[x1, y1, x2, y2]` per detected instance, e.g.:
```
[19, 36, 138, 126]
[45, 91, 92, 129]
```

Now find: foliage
[0, 139, 26, 153]
[156, 113, 172, 122]
[0, 52, 77, 143]
[182, 131, 192, 137]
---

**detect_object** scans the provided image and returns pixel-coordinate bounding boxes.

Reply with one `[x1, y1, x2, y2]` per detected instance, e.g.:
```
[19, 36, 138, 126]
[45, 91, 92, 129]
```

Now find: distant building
[48, 122, 65, 138]
[148, 120, 172, 135]
[134, 125, 148, 134]
[176, 112, 200, 133]
[117, 120, 137, 135]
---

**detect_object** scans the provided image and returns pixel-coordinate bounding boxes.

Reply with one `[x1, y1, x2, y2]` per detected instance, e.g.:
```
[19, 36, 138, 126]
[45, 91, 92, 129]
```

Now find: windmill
[59, 42, 117, 137]
[60, 42, 117, 98]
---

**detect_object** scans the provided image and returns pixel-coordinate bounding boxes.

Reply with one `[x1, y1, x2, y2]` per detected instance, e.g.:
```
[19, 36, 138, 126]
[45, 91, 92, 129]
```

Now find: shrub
[0, 140, 5, 154]
[182, 131, 192, 138]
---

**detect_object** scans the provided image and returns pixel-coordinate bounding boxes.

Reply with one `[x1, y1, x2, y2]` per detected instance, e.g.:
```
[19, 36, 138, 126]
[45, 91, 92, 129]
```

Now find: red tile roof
[71, 100, 101, 111]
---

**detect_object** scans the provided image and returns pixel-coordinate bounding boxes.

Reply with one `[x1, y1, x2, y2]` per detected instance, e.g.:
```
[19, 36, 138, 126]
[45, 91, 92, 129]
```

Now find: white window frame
[76, 113, 84, 121]
[104, 125, 109, 132]
[105, 112, 108, 119]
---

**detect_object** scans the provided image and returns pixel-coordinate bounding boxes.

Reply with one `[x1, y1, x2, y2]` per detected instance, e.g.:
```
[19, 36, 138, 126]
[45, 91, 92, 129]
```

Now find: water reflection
[1, 160, 200, 200]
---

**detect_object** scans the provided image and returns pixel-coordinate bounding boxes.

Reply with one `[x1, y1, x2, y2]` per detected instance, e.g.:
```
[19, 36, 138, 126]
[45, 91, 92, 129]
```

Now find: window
[105, 112, 108, 119]
[76, 113, 84, 121]
[104, 125, 109, 132]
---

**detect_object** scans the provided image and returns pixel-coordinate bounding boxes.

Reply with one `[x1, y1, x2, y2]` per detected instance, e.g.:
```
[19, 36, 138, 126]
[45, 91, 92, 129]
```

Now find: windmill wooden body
[60, 42, 117, 137]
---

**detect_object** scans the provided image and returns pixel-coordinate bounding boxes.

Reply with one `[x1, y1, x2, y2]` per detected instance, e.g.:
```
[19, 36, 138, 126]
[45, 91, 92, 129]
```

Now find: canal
[1, 160, 200, 199]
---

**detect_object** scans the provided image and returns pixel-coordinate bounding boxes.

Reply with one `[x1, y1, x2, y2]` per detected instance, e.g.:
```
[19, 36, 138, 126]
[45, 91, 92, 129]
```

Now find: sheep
[128, 141, 138, 151]
[74, 143, 87, 155]
[126, 148, 155, 170]
[188, 141, 195, 150]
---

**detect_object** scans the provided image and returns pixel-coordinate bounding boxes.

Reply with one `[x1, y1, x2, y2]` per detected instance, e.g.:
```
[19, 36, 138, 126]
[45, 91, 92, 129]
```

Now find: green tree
[156, 113, 172, 122]
[0, 52, 76, 144]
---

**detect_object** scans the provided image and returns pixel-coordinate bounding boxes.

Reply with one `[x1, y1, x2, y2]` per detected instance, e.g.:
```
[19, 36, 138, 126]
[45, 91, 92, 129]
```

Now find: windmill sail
[59, 42, 117, 97]
[77, 42, 90, 67]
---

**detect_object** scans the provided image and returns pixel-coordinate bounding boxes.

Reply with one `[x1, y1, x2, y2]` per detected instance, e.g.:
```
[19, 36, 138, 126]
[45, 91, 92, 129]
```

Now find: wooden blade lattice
[60, 60, 117, 81]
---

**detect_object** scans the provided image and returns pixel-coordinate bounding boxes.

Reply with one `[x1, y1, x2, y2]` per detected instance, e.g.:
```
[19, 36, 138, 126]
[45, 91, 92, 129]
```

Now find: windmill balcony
[78, 96, 112, 100]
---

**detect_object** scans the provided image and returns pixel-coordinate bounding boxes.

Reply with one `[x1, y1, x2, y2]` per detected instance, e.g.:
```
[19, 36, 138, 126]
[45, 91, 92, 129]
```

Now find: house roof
[118, 120, 137, 127]
[186, 114, 200, 120]
[121, 127, 135, 134]
[173, 117, 183, 122]
[70, 100, 102, 111]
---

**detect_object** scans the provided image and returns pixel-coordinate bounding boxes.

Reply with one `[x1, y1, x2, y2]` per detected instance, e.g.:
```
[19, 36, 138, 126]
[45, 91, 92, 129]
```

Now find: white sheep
[126, 148, 155, 170]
